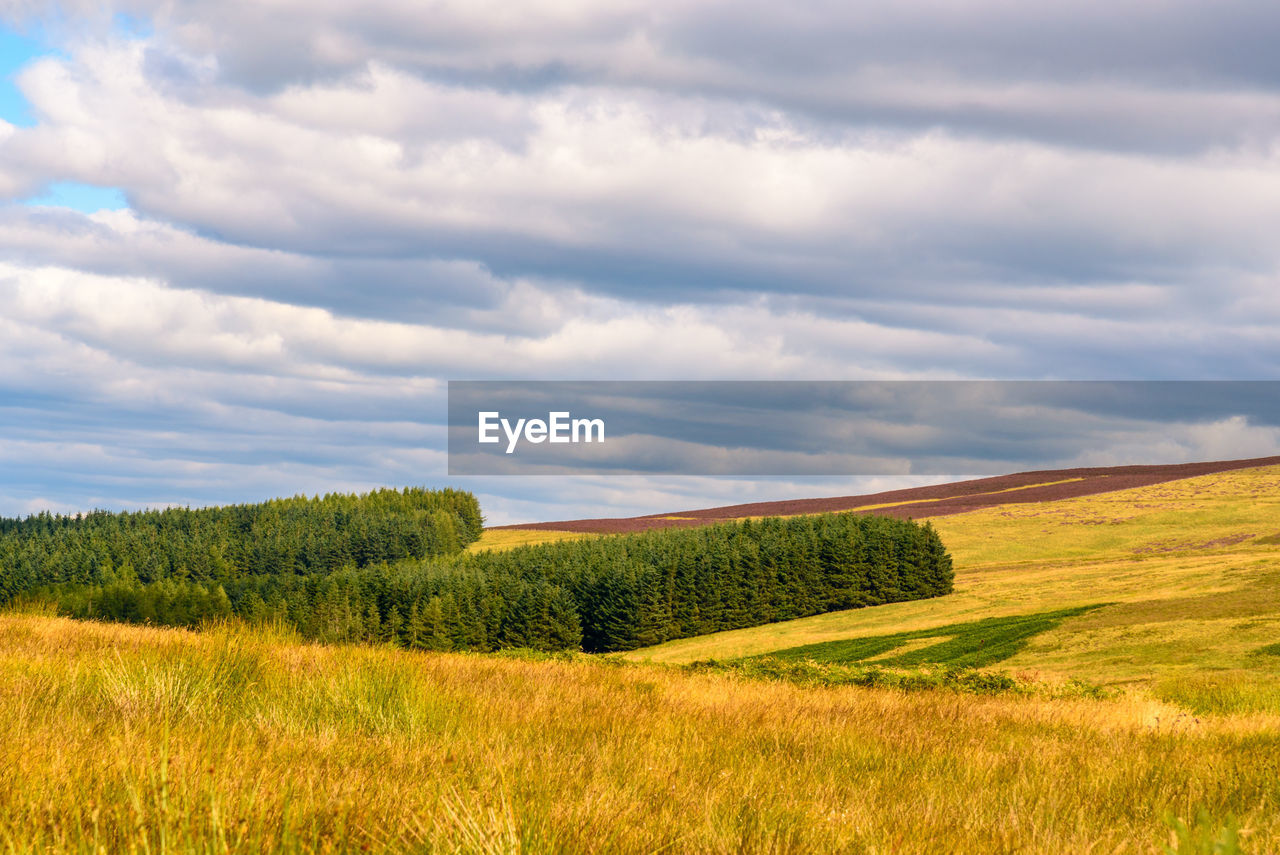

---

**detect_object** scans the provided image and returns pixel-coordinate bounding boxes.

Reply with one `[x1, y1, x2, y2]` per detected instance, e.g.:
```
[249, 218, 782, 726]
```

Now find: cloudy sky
[1, 1, 1278, 523]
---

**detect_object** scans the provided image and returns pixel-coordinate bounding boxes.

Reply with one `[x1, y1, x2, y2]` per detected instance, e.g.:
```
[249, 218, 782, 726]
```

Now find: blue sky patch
[26, 181, 129, 212]
[0, 26, 46, 127]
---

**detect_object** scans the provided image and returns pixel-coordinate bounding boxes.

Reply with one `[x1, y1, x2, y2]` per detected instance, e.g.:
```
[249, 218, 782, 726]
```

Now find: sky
[1, 1, 1278, 524]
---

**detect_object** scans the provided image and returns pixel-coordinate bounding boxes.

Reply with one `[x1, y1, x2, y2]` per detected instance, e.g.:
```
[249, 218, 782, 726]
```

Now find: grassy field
[2, 614, 1276, 853]
[628, 465, 1280, 713]
[6, 464, 1280, 852]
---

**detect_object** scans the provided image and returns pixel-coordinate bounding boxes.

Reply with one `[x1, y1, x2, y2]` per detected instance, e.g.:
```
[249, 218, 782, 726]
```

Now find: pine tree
[406, 599, 426, 649]
[383, 605, 403, 644]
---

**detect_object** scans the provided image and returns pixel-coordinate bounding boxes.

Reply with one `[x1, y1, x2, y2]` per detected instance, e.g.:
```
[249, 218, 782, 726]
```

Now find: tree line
[0, 487, 483, 604]
[17, 509, 953, 653]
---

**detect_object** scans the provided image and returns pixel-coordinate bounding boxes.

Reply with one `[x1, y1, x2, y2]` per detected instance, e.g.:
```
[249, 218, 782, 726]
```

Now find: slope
[490, 454, 1280, 535]
[625, 463, 1280, 712]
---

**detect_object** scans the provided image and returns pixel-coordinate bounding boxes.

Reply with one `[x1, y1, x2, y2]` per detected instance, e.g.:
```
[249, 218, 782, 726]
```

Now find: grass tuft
[1161, 809, 1244, 855]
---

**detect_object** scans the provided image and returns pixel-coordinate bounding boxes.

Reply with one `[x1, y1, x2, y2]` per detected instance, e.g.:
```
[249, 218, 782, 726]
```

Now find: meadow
[1, 615, 1274, 853]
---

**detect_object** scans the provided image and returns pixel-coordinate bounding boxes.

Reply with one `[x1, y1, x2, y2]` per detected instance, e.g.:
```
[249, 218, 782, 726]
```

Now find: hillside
[625, 463, 1280, 713]
[490, 454, 1280, 534]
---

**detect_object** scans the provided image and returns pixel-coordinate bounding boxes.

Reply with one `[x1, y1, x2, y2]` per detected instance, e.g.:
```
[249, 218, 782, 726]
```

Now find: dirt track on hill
[493, 455, 1280, 534]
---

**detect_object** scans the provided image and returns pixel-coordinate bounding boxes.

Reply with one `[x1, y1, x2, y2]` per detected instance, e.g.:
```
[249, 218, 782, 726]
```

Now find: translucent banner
[446, 380, 1280, 475]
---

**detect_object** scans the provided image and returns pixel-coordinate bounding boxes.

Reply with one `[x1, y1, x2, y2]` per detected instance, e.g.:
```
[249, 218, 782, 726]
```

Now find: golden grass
[8, 465, 1280, 852]
[467, 528, 592, 552]
[2, 615, 1277, 853]
[629, 466, 1280, 701]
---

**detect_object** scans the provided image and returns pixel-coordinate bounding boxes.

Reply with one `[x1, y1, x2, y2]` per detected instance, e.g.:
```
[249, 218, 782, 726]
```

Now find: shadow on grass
[759, 604, 1107, 668]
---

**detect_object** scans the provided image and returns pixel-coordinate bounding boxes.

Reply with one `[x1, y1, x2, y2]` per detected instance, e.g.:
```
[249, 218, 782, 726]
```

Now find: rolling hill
[622, 461, 1280, 712]
[490, 454, 1280, 534]
[481, 456, 1280, 713]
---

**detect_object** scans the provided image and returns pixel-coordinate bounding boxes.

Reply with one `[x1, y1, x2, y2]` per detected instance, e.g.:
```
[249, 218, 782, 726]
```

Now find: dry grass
[1, 615, 1276, 853]
[7, 465, 1280, 852]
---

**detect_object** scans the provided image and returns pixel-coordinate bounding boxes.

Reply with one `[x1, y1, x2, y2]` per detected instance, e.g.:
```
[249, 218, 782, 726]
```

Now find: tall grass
[2, 615, 1277, 853]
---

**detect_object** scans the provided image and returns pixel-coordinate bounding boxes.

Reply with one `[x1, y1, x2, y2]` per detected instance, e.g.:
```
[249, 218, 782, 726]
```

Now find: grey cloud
[5, 40, 1280, 323]
[31, 0, 1278, 155]
[447, 381, 1280, 475]
[0, 207, 533, 326]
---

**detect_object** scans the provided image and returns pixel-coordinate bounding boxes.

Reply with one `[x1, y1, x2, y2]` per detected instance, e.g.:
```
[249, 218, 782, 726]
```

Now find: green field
[758, 605, 1106, 669]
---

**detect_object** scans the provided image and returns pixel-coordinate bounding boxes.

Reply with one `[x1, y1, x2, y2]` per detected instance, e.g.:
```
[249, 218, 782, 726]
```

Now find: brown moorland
[492, 454, 1280, 533]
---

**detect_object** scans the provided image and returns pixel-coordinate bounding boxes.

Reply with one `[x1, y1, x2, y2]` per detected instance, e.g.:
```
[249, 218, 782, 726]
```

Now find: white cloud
[0, 261, 1005, 387]
[5, 38, 1280, 289]
[0, 1, 1278, 518]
